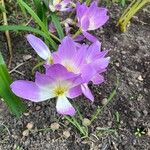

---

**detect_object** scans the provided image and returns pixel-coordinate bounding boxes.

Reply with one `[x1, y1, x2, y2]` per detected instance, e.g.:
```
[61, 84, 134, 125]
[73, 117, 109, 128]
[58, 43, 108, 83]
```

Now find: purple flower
[26, 34, 53, 64]
[26, 34, 110, 102]
[49, 0, 71, 12]
[11, 64, 82, 116]
[53, 36, 110, 101]
[76, 2, 109, 42]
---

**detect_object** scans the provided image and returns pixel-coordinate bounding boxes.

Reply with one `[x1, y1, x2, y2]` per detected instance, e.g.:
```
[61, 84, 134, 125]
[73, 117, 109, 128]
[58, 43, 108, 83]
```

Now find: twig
[0, 122, 10, 135]
[9, 62, 25, 73]
[1, 0, 13, 67]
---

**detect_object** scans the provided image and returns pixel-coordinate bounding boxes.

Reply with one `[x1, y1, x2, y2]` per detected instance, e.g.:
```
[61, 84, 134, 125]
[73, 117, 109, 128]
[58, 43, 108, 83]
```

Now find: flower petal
[56, 95, 75, 116]
[26, 34, 51, 60]
[91, 74, 104, 85]
[81, 64, 96, 82]
[83, 31, 98, 42]
[57, 36, 77, 59]
[92, 57, 110, 71]
[88, 2, 109, 30]
[81, 84, 94, 102]
[67, 86, 82, 98]
[10, 80, 55, 102]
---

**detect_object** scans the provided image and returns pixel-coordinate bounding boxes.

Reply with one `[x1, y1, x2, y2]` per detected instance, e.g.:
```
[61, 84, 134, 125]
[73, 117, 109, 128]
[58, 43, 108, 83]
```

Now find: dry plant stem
[1, 0, 13, 67]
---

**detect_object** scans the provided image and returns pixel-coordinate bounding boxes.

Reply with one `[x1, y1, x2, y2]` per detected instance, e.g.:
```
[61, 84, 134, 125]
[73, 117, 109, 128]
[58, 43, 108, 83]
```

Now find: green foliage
[135, 128, 146, 137]
[0, 52, 26, 117]
[17, 0, 59, 49]
[50, 13, 64, 40]
[117, 0, 149, 32]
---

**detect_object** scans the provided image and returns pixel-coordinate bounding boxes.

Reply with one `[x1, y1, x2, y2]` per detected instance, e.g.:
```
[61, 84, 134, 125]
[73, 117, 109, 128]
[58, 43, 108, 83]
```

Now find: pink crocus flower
[26, 34, 53, 64]
[53, 36, 110, 101]
[26, 34, 109, 102]
[11, 64, 82, 116]
[76, 2, 109, 42]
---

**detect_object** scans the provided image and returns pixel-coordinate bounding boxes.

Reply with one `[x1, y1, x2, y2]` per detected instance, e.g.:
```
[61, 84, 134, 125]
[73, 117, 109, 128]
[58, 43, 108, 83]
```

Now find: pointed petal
[81, 84, 94, 102]
[91, 74, 104, 85]
[88, 2, 109, 30]
[10, 80, 55, 102]
[67, 86, 82, 98]
[57, 36, 77, 59]
[35, 72, 55, 89]
[81, 64, 96, 82]
[92, 57, 110, 71]
[26, 34, 51, 60]
[46, 64, 82, 86]
[56, 95, 75, 116]
[83, 31, 98, 42]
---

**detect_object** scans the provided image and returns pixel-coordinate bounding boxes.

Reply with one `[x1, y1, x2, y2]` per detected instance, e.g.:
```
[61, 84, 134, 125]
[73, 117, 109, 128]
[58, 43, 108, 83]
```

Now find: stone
[50, 122, 60, 131]
[63, 130, 70, 139]
[22, 129, 29, 137]
[137, 75, 143, 81]
[82, 118, 91, 126]
[26, 123, 34, 130]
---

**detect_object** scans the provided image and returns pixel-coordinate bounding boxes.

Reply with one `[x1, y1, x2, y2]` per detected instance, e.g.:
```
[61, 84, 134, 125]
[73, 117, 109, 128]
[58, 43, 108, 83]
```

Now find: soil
[0, 2, 150, 150]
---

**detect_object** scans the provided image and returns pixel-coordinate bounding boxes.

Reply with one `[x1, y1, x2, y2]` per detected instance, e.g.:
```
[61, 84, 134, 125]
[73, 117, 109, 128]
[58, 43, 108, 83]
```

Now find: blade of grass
[17, 0, 28, 18]
[0, 52, 26, 117]
[33, 0, 43, 20]
[91, 79, 119, 123]
[50, 13, 64, 39]
[0, 25, 50, 42]
[18, 0, 60, 49]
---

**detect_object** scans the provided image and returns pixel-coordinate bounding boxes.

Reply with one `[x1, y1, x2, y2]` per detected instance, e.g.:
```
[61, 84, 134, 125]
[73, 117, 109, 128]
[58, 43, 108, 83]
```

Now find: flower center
[54, 86, 67, 96]
[62, 60, 80, 73]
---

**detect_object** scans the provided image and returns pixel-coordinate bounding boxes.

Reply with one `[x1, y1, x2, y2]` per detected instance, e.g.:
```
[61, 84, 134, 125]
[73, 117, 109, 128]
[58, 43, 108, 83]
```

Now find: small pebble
[35, 106, 41, 111]
[50, 122, 60, 131]
[23, 112, 30, 116]
[137, 75, 143, 81]
[22, 129, 29, 137]
[23, 55, 32, 61]
[101, 98, 108, 105]
[137, 94, 143, 101]
[147, 128, 150, 136]
[115, 62, 120, 67]
[63, 130, 70, 139]
[26, 123, 34, 130]
[82, 118, 91, 126]
[135, 110, 141, 118]
[143, 110, 148, 116]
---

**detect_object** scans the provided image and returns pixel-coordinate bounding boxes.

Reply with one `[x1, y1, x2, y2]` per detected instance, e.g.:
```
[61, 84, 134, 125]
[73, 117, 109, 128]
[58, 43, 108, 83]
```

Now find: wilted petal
[81, 84, 94, 102]
[56, 95, 75, 116]
[26, 34, 51, 60]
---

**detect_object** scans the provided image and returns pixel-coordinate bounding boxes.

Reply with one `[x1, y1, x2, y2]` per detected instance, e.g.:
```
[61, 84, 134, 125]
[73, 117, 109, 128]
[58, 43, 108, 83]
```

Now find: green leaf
[0, 52, 26, 117]
[51, 13, 64, 39]
[17, 0, 28, 18]
[0, 25, 49, 40]
[18, 0, 60, 49]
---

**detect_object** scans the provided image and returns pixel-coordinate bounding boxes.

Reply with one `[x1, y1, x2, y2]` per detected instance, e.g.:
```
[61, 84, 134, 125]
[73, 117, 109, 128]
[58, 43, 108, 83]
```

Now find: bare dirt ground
[0, 3, 150, 150]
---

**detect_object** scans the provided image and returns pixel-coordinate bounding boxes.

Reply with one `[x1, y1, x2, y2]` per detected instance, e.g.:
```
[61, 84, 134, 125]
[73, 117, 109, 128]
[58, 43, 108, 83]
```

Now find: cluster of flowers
[11, 1, 110, 116]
